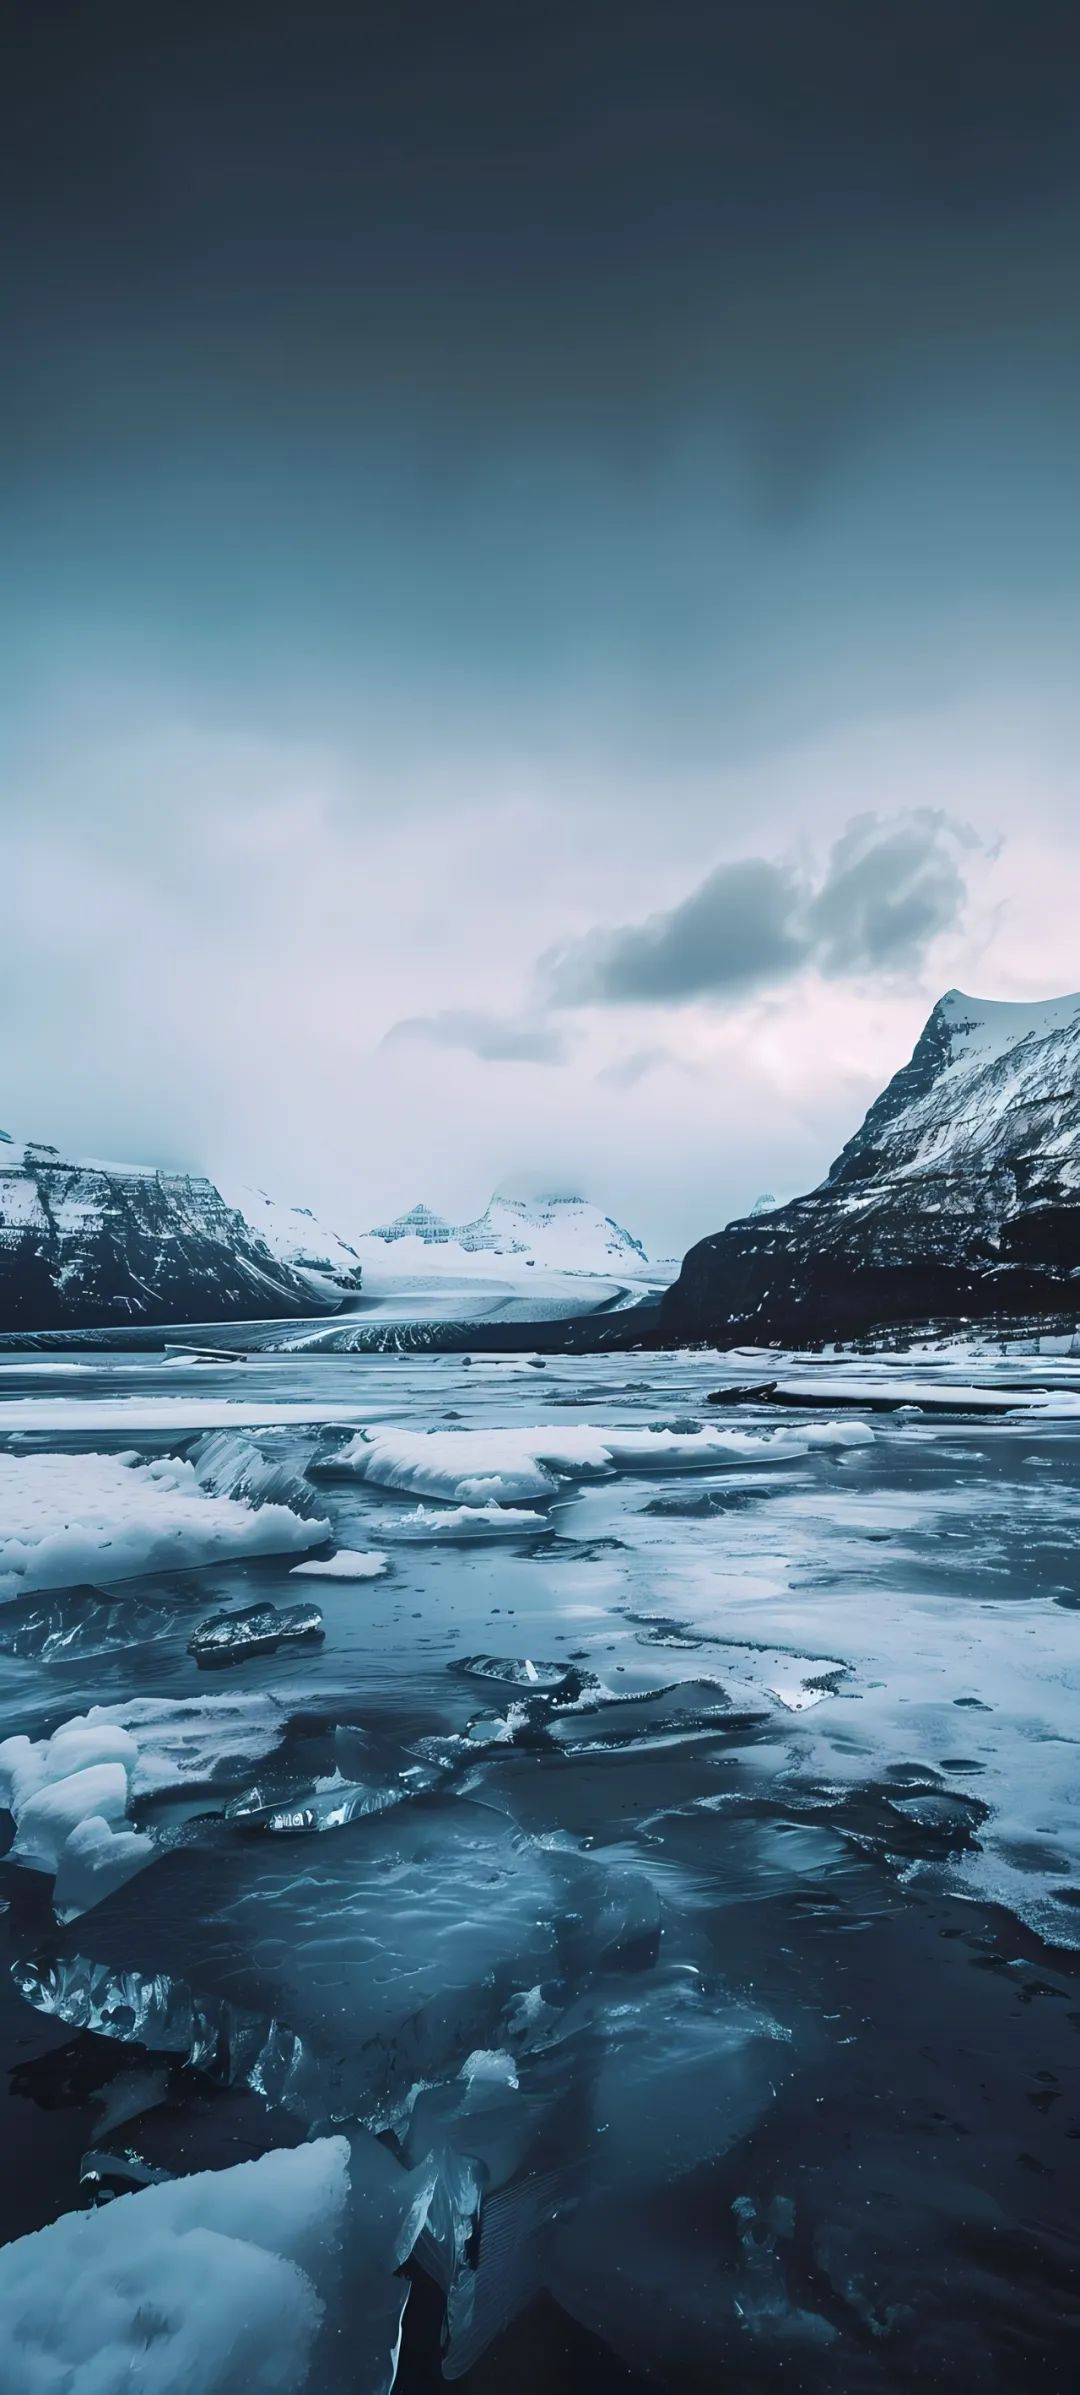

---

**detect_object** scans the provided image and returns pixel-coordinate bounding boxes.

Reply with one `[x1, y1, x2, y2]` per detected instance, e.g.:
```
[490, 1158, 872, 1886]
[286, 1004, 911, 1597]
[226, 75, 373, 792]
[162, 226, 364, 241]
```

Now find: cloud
[805, 810, 974, 975]
[383, 1010, 572, 1065]
[594, 1046, 700, 1090]
[544, 811, 973, 1007]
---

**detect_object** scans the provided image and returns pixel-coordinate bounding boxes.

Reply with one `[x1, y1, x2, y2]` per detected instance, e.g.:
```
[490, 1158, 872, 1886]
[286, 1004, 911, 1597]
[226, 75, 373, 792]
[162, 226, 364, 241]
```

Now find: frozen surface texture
[0, 1344, 1078, 2393]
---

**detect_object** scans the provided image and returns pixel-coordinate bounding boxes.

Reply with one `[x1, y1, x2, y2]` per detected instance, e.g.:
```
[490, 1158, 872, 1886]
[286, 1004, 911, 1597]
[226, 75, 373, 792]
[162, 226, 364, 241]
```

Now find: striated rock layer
[664, 990, 1080, 1344]
[0, 1133, 338, 1329]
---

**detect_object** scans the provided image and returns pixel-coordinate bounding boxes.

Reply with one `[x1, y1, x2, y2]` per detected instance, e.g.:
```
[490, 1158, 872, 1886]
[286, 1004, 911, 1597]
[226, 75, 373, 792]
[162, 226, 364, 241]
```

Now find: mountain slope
[0, 1134, 340, 1330]
[664, 990, 1080, 1344]
[217, 1179, 363, 1297]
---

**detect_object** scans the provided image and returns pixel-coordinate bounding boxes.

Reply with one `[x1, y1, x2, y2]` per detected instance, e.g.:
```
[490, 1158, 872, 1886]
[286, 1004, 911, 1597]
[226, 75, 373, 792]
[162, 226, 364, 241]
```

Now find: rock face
[664, 990, 1080, 1344]
[0, 1134, 339, 1330]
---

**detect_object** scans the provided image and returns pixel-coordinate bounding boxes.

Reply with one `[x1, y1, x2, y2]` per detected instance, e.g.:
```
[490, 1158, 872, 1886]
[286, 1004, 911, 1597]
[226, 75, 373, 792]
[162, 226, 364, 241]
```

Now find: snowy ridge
[361, 1188, 650, 1277]
[667, 988, 1080, 1343]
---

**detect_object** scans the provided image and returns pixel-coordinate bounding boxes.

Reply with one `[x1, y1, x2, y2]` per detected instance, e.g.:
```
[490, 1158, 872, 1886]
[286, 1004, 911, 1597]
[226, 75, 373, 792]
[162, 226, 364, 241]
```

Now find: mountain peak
[359, 1189, 650, 1274]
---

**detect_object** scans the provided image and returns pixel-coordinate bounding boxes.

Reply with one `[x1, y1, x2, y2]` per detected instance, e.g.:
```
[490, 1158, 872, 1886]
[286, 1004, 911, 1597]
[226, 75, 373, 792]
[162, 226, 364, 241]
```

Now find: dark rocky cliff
[663, 991, 1080, 1344]
[0, 1135, 339, 1329]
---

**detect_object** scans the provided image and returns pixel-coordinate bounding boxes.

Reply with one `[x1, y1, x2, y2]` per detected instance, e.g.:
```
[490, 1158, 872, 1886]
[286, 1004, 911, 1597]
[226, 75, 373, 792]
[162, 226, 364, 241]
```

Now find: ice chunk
[11, 1762, 131, 1874]
[378, 1504, 550, 1540]
[290, 1549, 389, 1579]
[456, 1654, 583, 1695]
[0, 1731, 48, 1813]
[0, 1583, 179, 1663]
[2, 1721, 155, 1921]
[187, 1427, 322, 1515]
[254, 1779, 413, 1834]
[2, 1695, 296, 1918]
[52, 1817, 156, 1921]
[0, 2138, 350, 2395]
[241, 1758, 445, 1835]
[188, 1602, 325, 1665]
[0, 1450, 330, 1602]
[31, 1718, 138, 1783]
[15, 1947, 322, 2116]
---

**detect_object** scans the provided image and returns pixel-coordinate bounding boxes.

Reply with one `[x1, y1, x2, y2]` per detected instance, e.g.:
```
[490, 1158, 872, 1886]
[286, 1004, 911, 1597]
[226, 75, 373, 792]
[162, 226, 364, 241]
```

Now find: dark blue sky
[4, 2, 1080, 1246]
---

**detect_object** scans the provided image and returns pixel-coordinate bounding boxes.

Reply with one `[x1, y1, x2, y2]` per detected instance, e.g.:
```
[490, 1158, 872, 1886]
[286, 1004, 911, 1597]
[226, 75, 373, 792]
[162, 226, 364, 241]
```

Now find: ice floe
[290, 1548, 389, 1579]
[0, 1450, 329, 1602]
[376, 1502, 551, 1540]
[327, 1418, 873, 1505]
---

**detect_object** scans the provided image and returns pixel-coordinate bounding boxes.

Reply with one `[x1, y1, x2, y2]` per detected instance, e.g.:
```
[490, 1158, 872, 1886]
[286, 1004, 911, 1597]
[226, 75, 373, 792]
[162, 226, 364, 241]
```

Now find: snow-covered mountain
[0, 1133, 342, 1331]
[216, 1179, 364, 1298]
[361, 1190, 652, 1280]
[665, 989, 1080, 1344]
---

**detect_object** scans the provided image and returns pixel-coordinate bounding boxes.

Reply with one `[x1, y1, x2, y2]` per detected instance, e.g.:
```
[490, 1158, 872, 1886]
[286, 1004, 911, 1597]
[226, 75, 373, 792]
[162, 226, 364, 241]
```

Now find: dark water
[0, 1350, 1078, 2389]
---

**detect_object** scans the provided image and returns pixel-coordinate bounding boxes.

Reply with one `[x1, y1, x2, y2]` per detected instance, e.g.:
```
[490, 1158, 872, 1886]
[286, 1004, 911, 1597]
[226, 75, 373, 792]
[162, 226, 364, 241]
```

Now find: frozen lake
[1, 1346, 1078, 2391]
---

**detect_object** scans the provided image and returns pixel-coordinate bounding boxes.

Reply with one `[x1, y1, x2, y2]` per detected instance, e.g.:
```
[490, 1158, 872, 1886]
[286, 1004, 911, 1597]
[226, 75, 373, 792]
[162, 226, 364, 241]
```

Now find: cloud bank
[384, 1010, 572, 1065]
[544, 811, 972, 1008]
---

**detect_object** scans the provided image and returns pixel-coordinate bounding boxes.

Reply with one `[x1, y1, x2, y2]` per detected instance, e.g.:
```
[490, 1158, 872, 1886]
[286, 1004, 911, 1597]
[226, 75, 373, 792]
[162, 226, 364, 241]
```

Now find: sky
[4, 0, 1080, 1257]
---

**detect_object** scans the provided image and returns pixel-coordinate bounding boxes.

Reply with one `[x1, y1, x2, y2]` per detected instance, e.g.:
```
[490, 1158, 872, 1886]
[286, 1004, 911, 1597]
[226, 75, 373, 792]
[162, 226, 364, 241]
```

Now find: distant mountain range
[0, 1134, 655, 1331]
[15, 988, 1075, 1343]
[664, 989, 1080, 1345]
